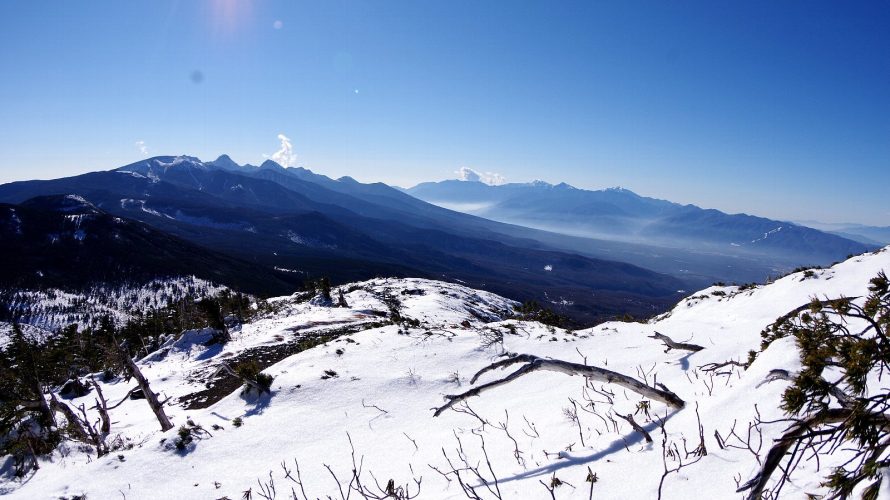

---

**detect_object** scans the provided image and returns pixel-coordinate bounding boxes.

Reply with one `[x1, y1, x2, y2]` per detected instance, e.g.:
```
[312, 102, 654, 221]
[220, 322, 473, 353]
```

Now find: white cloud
[455, 166, 506, 186]
[270, 134, 297, 167]
[135, 140, 149, 156]
[456, 167, 481, 182]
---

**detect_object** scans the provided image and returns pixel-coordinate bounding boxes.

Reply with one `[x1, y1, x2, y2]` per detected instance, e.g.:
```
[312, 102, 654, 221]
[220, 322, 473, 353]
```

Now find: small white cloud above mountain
[268, 134, 297, 167]
[135, 140, 149, 156]
[455, 167, 506, 186]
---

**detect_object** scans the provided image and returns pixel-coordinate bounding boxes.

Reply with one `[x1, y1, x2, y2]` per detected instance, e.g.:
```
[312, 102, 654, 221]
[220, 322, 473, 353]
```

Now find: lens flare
[208, 0, 252, 35]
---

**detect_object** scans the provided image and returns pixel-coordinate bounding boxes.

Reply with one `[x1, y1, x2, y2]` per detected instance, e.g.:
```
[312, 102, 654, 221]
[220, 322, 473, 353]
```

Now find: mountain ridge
[0, 157, 688, 325]
[405, 178, 872, 262]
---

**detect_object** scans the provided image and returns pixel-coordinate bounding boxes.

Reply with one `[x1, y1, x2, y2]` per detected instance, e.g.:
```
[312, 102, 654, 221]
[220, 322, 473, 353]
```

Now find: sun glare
[207, 0, 252, 35]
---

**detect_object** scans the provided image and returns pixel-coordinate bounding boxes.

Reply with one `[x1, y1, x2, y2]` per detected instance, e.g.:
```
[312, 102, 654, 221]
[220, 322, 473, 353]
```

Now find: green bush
[235, 360, 273, 394]
[255, 372, 274, 392]
[174, 425, 193, 451]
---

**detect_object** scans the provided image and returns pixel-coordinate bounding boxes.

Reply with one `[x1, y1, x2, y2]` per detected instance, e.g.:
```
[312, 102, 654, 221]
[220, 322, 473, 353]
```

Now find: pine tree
[320, 277, 333, 302]
[743, 272, 890, 499]
[0, 324, 59, 476]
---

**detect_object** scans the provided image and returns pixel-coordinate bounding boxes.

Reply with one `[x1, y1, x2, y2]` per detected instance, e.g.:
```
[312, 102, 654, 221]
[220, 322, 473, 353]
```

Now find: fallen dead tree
[648, 332, 704, 353]
[118, 339, 174, 432]
[47, 377, 111, 457]
[433, 354, 685, 417]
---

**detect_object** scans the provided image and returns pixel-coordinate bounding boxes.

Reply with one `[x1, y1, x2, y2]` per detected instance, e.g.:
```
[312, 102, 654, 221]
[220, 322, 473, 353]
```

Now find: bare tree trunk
[648, 332, 704, 353]
[48, 394, 91, 443]
[433, 354, 685, 417]
[119, 342, 174, 432]
[49, 393, 110, 457]
[27, 372, 55, 428]
[90, 376, 111, 434]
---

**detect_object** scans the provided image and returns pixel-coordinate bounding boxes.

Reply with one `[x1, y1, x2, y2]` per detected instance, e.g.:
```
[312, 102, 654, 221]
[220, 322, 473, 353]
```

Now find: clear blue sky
[1, 1, 888, 225]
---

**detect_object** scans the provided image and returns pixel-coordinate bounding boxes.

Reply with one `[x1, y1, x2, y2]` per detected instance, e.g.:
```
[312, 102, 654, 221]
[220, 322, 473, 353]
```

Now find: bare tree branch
[617, 413, 652, 443]
[648, 332, 704, 353]
[433, 354, 684, 417]
[737, 408, 854, 499]
[699, 360, 746, 372]
[89, 376, 110, 434]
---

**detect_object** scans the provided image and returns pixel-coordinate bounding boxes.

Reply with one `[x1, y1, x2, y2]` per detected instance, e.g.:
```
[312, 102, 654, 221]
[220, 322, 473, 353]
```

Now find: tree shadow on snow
[241, 390, 272, 417]
[495, 411, 678, 485]
[677, 351, 696, 371]
[194, 342, 224, 361]
[0, 455, 37, 492]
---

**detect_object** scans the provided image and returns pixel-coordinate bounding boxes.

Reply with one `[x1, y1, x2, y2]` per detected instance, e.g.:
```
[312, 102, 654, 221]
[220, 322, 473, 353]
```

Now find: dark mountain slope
[0, 195, 300, 295]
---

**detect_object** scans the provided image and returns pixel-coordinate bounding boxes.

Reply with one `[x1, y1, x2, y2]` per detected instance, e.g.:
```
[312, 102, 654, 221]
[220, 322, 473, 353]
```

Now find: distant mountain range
[406, 179, 872, 264]
[795, 220, 890, 246]
[0, 155, 874, 324]
[0, 156, 692, 324]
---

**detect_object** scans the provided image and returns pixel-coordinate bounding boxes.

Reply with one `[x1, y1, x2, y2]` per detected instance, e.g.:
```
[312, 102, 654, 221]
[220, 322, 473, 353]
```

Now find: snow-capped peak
[528, 179, 553, 187]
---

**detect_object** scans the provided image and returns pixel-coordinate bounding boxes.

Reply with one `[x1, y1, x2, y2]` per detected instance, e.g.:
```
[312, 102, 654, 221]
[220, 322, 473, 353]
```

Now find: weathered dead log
[737, 408, 853, 499]
[433, 354, 685, 417]
[648, 332, 704, 353]
[118, 341, 174, 432]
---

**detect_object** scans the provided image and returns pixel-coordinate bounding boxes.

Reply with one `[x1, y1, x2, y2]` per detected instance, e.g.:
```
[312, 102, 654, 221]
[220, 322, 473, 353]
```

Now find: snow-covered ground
[2, 251, 889, 499]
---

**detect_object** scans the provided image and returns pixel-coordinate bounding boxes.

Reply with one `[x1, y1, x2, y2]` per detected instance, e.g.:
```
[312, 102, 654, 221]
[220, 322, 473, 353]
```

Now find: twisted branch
[433, 354, 685, 417]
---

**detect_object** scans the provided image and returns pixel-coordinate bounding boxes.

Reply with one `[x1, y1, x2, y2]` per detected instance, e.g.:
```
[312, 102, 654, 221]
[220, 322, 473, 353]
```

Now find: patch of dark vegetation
[515, 300, 573, 328]
[178, 321, 385, 410]
[172, 418, 211, 453]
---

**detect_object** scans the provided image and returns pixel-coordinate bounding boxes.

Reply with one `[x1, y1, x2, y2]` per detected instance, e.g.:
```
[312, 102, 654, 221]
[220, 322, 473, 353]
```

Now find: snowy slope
[0, 276, 227, 336]
[3, 251, 890, 499]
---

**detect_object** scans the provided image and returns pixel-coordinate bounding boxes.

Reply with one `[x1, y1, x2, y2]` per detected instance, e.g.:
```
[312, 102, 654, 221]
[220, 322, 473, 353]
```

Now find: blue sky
[1, 1, 888, 225]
